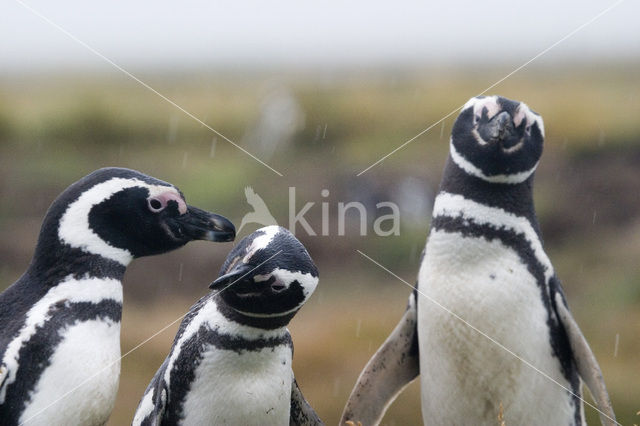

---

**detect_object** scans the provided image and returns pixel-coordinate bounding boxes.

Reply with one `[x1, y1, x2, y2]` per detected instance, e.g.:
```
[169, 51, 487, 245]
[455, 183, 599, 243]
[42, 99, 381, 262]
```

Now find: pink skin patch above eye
[473, 98, 501, 122]
[512, 105, 527, 127]
[150, 191, 187, 214]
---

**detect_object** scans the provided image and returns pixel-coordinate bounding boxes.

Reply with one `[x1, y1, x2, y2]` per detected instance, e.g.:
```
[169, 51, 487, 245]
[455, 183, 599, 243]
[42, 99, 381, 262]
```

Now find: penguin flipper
[289, 378, 324, 426]
[340, 291, 419, 426]
[553, 292, 616, 426]
[149, 392, 166, 426]
[132, 366, 168, 426]
[146, 378, 169, 426]
[0, 362, 8, 391]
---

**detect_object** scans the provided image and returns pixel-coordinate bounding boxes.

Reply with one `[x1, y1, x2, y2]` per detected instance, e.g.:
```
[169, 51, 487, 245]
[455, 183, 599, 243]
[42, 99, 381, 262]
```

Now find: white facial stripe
[0, 276, 122, 403]
[249, 268, 318, 316]
[243, 225, 280, 263]
[462, 95, 501, 120]
[502, 139, 525, 154]
[450, 140, 538, 184]
[145, 184, 181, 199]
[58, 178, 180, 265]
[432, 192, 554, 281]
[270, 268, 318, 297]
[471, 128, 489, 146]
[512, 103, 527, 127]
[513, 102, 545, 137]
[253, 274, 271, 283]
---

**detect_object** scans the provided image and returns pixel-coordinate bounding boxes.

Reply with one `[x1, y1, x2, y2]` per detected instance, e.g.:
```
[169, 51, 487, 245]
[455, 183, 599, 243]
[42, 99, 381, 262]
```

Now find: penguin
[132, 225, 323, 426]
[341, 96, 616, 426]
[0, 167, 235, 426]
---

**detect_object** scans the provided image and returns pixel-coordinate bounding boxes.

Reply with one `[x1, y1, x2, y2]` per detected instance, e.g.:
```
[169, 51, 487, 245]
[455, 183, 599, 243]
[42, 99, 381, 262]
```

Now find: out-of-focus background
[1, 1, 639, 424]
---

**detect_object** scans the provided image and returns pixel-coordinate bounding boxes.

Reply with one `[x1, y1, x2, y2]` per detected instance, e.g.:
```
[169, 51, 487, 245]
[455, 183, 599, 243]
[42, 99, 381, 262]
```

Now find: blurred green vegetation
[0, 64, 639, 425]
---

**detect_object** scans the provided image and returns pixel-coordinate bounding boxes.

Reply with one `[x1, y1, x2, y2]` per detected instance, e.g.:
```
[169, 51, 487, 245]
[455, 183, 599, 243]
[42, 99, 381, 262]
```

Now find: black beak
[479, 111, 515, 142]
[478, 110, 525, 151]
[209, 263, 254, 290]
[175, 205, 236, 242]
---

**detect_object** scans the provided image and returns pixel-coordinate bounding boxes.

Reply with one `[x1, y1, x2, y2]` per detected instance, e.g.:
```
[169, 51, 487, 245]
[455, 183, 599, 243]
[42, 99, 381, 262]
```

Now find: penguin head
[450, 95, 545, 184]
[37, 167, 235, 266]
[210, 226, 318, 322]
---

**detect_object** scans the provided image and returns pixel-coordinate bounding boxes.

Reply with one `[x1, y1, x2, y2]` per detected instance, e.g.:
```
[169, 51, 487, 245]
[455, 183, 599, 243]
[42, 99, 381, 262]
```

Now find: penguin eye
[271, 281, 286, 292]
[147, 198, 165, 213]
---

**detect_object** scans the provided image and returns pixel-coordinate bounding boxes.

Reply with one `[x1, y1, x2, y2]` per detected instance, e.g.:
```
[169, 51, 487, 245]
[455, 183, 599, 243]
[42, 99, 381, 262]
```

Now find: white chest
[18, 319, 121, 426]
[1, 276, 123, 425]
[180, 344, 294, 426]
[416, 230, 575, 425]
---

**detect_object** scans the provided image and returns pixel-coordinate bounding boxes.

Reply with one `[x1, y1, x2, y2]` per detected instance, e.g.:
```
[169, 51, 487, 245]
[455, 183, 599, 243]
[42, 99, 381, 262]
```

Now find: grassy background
[0, 64, 639, 424]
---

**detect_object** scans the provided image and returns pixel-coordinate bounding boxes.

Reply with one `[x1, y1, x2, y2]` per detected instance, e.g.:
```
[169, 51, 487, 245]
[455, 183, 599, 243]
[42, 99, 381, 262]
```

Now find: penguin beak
[174, 205, 236, 242]
[477, 110, 524, 151]
[209, 263, 254, 290]
[482, 111, 514, 141]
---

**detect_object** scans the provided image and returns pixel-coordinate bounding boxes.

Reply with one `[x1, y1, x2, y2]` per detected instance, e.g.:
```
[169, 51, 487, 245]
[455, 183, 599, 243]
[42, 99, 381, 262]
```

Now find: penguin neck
[27, 223, 128, 289]
[438, 156, 541, 235]
[214, 295, 296, 330]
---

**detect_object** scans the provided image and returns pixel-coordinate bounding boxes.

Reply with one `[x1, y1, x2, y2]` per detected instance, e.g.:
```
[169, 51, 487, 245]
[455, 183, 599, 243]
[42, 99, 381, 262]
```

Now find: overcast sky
[1, 0, 639, 72]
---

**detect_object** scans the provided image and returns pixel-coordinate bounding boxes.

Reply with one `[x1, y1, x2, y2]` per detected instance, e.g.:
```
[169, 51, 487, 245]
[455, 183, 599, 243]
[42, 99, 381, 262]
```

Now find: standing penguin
[132, 225, 323, 426]
[341, 96, 616, 425]
[0, 167, 235, 426]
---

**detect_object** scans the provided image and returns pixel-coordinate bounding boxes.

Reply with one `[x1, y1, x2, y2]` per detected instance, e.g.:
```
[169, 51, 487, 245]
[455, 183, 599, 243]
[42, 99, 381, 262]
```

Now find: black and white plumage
[342, 96, 616, 425]
[0, 167, 235, 426]
[132, 225, 323, 426]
